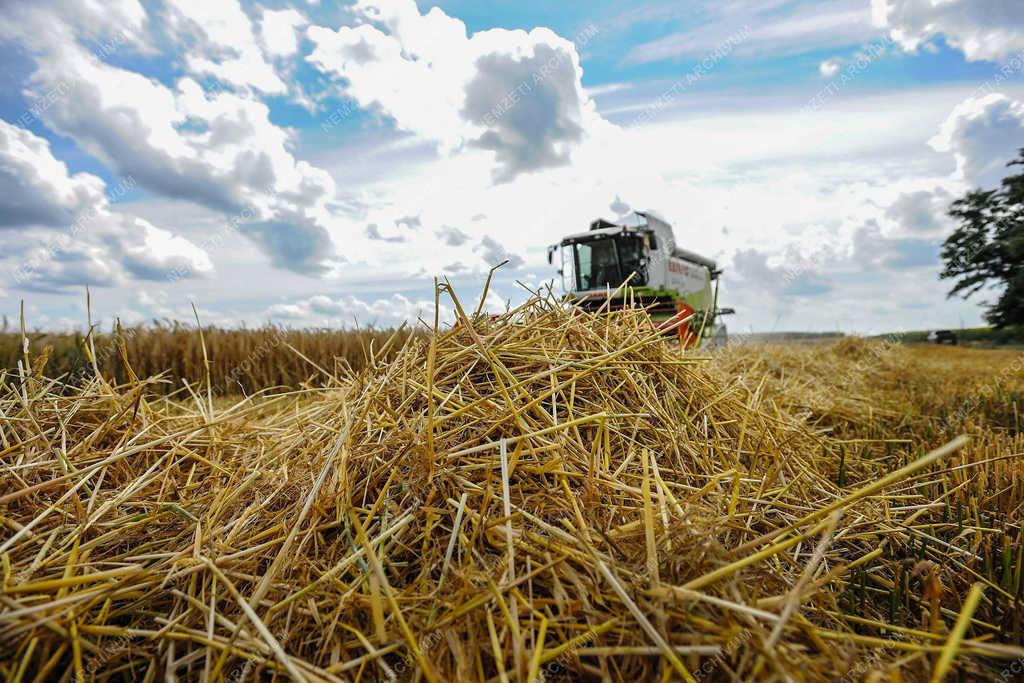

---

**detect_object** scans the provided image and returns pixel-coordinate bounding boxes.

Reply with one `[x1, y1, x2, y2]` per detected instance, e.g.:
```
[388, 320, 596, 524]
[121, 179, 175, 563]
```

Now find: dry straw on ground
[1, 285, 1022, 681]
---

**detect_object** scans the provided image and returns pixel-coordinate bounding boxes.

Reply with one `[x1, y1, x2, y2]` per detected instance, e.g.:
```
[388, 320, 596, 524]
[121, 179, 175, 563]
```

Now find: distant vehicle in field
[926, 330, 958, 345]
[547, 211, 733, 347]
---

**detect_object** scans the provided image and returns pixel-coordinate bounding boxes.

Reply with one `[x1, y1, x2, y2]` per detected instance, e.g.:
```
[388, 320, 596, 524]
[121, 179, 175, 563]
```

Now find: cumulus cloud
[875, 92, 1024, 263]
[730, 213, 940, 311]
[443, 261, 468, 274]
[872, 0, 1024, 62]
[266, 292, 447, 327]
[394, 214, 421, 230]
[16, 215, 215, 291]
[235, 217, 334, 272]
[8, 20, 338, 273]
[730, 248, 834, 298]
[259, 8, 308, 57]
[436, 225, 470, 246]
[163, 0, 286, 93]
[476, 235, 524, 269]
[0, 120, 212, 292]
[0, 0, 151, 55]
[883, 188, 952, 235]
[365, 223, 406, 242]
[851, 219, 939, 270]
[930, 93, 1024, 189]
[461, 40, 588, 182]
[609, 195, 630, 216]
[12, 241, 121, 293]
[0, 120, 106, 228]
[111, 216, 214, 280]
[306, 0, 601, 181]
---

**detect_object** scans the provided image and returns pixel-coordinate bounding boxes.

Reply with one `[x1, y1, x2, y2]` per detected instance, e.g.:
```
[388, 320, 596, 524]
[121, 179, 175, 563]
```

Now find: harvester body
[549, 211, 731, 346]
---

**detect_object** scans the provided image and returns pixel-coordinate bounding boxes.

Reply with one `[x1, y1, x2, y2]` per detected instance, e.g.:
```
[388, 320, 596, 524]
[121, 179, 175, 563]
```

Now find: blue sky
[1, 0, 1023, 334]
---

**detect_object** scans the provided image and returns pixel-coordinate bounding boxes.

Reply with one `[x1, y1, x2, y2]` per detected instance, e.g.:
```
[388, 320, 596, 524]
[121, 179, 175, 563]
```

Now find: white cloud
[259, 8, 308, 57]
[306, 0, 604, 181]
[394, 214, 421, 230]
[443, 261, 468, 274]
[14, 34, 338, 273]
[883, 188, 953, 236]
[0, 120, 106, 228]
[0, 0, 152, 55]
[266, 292, 447, 327]
[476, 235, 524, 269]
[12, 240, 122, 293]
[730, 247, 834, 299]
[873, 0, 1024, 62]
[10, 215, 215, 294]
[819, 59, 841, 78]
[0, 120, 212, 291]
[436, 225, 470, 246]
[365, 223, 406, 242]
[930, 93, 1024, 189]
[262, 283, 514, 328]
[113, 216, 215, 281]
[163, 0, 286, 93]
[609, 195, 630, 215]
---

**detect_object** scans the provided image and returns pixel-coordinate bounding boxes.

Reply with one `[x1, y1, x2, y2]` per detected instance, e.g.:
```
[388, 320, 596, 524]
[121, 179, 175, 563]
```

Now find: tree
[941, 149, 1024, 328]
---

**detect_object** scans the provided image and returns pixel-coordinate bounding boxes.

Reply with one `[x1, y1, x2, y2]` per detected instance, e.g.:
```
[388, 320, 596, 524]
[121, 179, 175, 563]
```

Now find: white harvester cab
[548, 211, 733, 347]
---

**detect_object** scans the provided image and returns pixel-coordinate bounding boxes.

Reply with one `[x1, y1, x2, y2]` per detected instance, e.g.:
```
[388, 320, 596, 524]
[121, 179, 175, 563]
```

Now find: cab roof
[559, 225, 633, 244]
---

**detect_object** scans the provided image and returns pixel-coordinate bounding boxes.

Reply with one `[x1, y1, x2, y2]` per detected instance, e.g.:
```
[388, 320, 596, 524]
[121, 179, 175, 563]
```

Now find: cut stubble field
[1, 288, 1023, 681]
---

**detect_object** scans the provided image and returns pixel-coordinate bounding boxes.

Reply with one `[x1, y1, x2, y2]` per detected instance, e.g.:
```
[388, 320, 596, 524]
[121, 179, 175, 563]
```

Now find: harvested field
[1, 288, 1023, 681]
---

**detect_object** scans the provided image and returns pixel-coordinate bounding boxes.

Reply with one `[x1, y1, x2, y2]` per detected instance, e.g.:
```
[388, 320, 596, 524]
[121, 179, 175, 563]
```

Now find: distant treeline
[0, 323, 419, 395]
[880, 327, 1024, 347]
[732, 331, 846, 343]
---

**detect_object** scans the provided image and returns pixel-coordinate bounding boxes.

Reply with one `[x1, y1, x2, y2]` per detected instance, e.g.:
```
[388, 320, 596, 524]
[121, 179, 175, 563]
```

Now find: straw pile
[1, 287, 1021, 681]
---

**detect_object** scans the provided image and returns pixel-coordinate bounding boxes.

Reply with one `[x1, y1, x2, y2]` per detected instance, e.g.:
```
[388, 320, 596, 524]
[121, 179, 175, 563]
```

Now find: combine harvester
[548, 210, 733, 347]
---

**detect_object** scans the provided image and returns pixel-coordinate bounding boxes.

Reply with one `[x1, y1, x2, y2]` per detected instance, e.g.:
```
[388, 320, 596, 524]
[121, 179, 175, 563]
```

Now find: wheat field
[0, 324, 417, 397]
